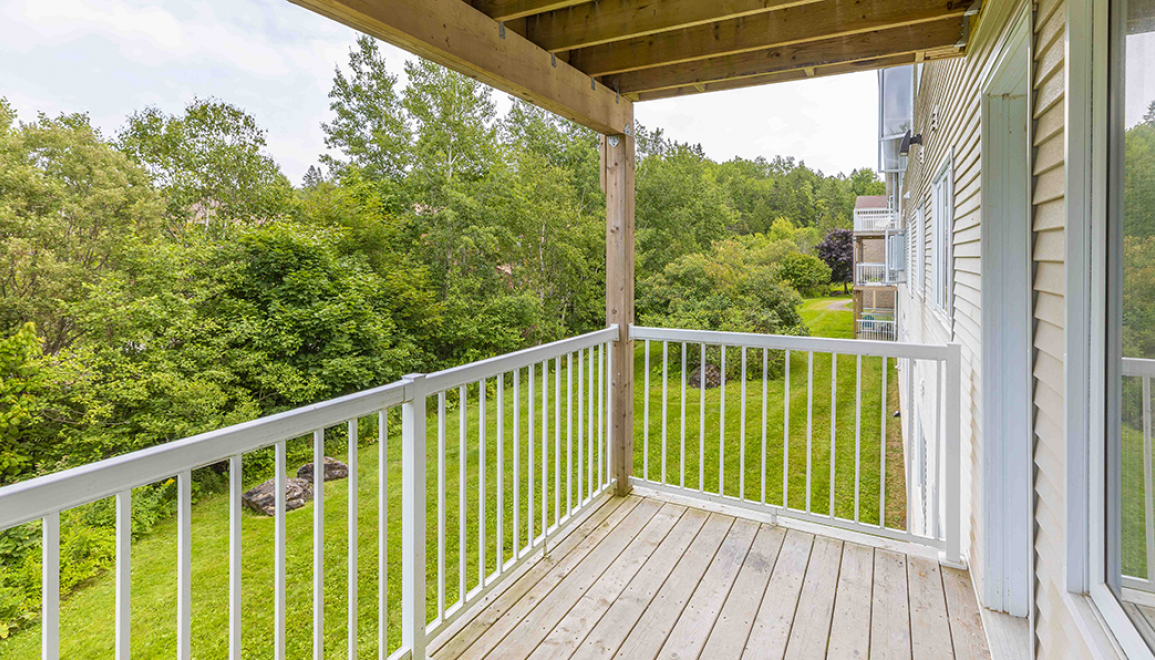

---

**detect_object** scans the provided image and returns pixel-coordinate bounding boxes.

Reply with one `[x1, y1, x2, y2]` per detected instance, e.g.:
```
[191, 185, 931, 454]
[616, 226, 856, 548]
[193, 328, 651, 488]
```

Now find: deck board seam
[674, 519, 760, 660]
[721, 524, 789, 660]
[521, 503, 690, 659]
[559, 509, 715, 660]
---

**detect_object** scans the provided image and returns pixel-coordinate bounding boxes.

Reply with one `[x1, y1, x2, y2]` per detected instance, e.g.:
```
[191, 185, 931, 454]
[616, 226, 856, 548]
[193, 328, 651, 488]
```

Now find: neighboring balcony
[856, 262, 899, 287]
[0, 326, 977, 660]
[857, 309, 897, 342]
[853, 208, 899, 233]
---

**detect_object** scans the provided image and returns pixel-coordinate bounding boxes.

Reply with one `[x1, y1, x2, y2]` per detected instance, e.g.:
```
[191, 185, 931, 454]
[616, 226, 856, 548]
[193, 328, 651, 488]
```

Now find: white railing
[856, 262, 894, 286]
[0, 326, 617, 660]
[628, 326, 961, 564]
[854, 208, 899, 232]
[857, 319, 897, 342]
[1122, 356, 1155, 595]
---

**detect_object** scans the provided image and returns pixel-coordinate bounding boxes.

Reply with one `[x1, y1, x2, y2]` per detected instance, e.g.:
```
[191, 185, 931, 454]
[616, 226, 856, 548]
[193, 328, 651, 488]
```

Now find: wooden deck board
[433, 497, 990, 660]
[654, 518, 760, 660]
[480, 502, 684, 659]
[826, 543, 875, 660]
[783, 535, 844, 660]
[908, 554, 955, 660]
[603, 514, 737, 660]
[528, 507, 709, 660]
[698, 525, 787, 660]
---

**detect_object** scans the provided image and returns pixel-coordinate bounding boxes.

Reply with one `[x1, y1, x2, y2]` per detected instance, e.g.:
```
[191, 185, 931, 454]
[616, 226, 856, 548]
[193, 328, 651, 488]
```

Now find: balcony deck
[429, 495, 989, 660]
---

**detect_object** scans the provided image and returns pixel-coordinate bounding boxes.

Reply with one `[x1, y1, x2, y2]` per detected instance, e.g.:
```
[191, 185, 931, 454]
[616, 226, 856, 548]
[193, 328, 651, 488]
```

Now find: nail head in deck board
[941, 566, 992, 660]
[826, 543, 876, 660]
[484, 503, 686, 658]
[783, 535, 845, 660]
[528, 507, 710, 660]
[742, 528, 816, 660]
[698, 524, 788, 660]
[907, 554, 955, 660]
[455, 497, 662, 660]
[607, 514, 738, 660]
[655, 518, 761, 660]
[871, 549, 912, 660]
[431, 495, 636, 659]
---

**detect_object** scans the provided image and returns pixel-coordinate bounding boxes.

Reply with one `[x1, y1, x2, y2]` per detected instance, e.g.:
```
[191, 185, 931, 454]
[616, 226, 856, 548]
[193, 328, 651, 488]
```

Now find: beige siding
[897, 0, 1033, 611]
[1028, 0, 1095, 655]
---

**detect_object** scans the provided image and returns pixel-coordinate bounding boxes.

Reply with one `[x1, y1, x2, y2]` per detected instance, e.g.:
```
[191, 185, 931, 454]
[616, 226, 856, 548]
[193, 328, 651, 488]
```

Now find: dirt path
[825, 298, 853, 311]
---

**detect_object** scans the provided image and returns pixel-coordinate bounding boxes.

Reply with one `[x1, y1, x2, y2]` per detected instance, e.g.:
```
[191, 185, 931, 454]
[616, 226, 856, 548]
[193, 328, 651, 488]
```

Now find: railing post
[401, 374, 427, 659]
[603, 129, 635, 497]
[944, 343, 962, 566]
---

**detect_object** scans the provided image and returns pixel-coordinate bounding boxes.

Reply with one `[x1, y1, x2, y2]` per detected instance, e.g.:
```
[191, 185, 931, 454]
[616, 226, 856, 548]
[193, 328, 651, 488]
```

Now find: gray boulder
[689, 363, 723, 389]
[297, 456, 350, 482]
[242, 477, 314, 516]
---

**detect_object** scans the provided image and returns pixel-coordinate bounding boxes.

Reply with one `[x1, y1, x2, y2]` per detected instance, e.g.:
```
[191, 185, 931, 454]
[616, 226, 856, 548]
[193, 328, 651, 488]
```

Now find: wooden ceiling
[476, 0, 974, 99]
[290, 0, 976, 134]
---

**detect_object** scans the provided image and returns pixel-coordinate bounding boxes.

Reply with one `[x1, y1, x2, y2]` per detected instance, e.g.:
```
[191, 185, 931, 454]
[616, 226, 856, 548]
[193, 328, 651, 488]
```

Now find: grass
[1, 294, 903, 659]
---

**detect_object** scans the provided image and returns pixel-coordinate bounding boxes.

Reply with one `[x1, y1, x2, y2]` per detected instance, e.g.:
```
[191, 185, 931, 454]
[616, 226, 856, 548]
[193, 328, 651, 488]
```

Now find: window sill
[1064, 591, 1127, 660]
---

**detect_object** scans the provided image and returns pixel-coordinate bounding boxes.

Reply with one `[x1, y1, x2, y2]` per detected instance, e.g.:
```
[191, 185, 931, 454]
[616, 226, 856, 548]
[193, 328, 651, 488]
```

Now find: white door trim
[980, 8, 1032, 618]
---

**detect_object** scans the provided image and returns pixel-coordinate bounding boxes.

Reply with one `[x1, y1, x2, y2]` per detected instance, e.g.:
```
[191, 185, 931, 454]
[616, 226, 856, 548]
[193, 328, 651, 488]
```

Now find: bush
[777, 253, 832, 297]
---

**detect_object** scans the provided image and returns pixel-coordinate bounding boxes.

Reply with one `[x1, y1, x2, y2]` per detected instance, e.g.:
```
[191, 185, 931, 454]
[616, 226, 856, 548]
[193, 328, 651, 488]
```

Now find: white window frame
[931, 157, 954, 316]
[915, 204, 926, 297]
[1066, 0, 1155, 656]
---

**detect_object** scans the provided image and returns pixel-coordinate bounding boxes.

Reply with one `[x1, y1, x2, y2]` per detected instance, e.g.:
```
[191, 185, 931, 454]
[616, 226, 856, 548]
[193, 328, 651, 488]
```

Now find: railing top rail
[0, 325, 620, 531]
[1123, 356, 1155, 377]
[422, 326, 617, 393]
[0, 380, 410, 531]
[630, 325, 950, 361]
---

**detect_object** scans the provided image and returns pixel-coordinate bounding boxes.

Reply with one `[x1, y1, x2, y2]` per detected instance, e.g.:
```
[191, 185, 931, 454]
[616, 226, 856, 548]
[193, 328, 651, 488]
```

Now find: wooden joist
[525, 0, 821, 53]
[628, 51, 965, 102]
[471, 0, 588, 22]
[567, 0, 969, 76]
[604, 17, 964, 95]
[287, 0, 632, 135]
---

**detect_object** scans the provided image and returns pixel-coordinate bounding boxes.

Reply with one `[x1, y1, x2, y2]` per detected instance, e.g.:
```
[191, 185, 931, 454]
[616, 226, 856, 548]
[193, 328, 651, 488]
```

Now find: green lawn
[1, 294, 903, 659]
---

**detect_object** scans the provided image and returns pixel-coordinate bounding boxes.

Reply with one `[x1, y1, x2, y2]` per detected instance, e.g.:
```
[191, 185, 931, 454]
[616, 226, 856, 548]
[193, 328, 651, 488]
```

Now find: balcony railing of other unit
[856, 262, 898, 286]
[1121, 356, 1155, 598]
[856, 318, 898, 342]
[0, 324, 962, 660]
[853, 208, 899, 232]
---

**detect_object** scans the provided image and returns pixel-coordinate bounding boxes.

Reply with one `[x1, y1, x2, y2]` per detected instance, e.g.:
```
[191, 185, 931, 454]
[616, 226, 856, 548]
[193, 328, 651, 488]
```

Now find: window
[914, 204, 926, 295]
[1105, 0, 1155, 651]
[931, 163, 953, 314]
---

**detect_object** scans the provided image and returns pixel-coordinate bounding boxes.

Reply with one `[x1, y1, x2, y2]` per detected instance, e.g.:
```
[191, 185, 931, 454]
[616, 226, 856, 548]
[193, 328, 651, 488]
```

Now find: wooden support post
[604, 131, 635, 497]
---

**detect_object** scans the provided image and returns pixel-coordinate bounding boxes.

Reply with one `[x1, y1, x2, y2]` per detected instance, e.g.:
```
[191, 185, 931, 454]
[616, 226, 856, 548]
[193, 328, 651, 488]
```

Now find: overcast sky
[0, 0, 880, 184]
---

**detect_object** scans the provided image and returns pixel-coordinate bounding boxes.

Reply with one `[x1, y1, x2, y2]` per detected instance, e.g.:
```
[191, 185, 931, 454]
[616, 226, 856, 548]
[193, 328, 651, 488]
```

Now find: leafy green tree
[636, 144, 733, 277]
[117, 98, 294, 231]
[778, 253, 832, 296]
[638, 238, 807, 337]
[0, 323, 43, 481]
[403, 59, 498, 201]
[0, 104, 163, 353]
[322, 36, 411, 182]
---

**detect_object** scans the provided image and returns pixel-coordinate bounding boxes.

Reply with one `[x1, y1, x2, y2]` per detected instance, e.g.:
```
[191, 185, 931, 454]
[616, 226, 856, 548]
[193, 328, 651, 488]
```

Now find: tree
[817, 228, 854, 293]
[402, 58, 498, 201]
[322, 36, 411, 182]
[0, 105, 163, 353]
[118, 98, 294, 232]
[0, 323, 43, 481]
[778, 253, 832, 297]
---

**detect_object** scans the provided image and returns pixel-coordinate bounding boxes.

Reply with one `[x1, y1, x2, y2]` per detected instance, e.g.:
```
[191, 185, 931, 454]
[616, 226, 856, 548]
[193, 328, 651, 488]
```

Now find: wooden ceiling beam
[630, 54, 924, 101]
[526, 0, 821, 53]
[568, 0, 969, 76]
[471, 0, 589, 22]
[605, 17, 964, 95]
[286, 0, 631, 135]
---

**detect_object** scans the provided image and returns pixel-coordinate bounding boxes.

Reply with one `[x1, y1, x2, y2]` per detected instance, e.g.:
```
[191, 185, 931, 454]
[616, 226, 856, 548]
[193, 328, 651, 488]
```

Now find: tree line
[0, 38, 881, 635]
